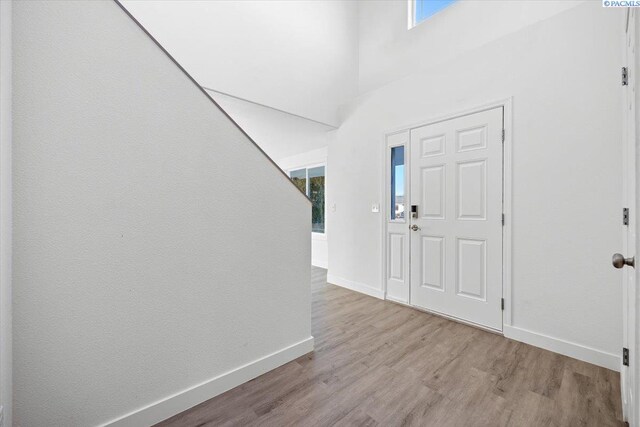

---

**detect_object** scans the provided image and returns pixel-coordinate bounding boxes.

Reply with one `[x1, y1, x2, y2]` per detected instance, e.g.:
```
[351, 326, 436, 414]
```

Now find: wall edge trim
[504, 325, 620, 371]
[327, 274, 384, 299]
[111, 0, 311, 204]
[100, 337, 315, 427]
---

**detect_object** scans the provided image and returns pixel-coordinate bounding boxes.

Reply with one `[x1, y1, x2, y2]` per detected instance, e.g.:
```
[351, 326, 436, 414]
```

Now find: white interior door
[409, 107, 503, 331]
[620, 9, 637, 425]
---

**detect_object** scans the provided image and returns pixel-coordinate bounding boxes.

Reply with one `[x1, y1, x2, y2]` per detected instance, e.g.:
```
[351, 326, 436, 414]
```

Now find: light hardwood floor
[157, 267, 624, 426]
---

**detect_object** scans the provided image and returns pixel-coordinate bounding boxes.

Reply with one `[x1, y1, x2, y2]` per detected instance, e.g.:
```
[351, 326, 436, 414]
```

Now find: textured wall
[12, 1, 311, 425]
[0, 0, 12, 425]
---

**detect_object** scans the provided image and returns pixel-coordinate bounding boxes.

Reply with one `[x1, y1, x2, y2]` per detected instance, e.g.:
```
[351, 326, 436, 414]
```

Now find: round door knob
[410, 224, 420, 231]
[613, 253, 635, 268]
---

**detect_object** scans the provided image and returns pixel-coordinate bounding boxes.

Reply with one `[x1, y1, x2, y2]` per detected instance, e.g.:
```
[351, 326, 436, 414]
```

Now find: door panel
[421, 134, 446, 157]
[421, 235, 445, 291]
[457, 160, 486, 220]
[456, 238, 486, 300]
[422, 165, 445, 218]
[388, 233, 406, 281]
[386, 132, 410, 303]
[409, 107, 503, 331]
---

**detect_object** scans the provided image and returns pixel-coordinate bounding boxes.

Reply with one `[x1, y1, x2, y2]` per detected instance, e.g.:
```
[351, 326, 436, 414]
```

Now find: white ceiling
[121, 0, 359, 127]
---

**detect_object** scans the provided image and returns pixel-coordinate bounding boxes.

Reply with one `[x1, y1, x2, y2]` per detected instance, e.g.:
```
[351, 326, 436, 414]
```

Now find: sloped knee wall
[12, 1, 312, 425]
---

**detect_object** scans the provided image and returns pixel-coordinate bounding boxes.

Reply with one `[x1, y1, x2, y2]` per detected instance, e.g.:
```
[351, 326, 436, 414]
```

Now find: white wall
[0, 1, 11, 425]
[121, 0, 359, 127]
[210, 91, 334, 161]
[329, 2, 624, 369]
[12, 1, 312, 426]
[358, 0, 585, 94]
[207, 93, 333, 269]
[279, 146, 330, 269]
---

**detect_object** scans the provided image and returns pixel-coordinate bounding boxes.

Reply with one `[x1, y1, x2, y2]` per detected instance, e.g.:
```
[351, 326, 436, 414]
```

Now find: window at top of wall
[410, 0, 456, 28]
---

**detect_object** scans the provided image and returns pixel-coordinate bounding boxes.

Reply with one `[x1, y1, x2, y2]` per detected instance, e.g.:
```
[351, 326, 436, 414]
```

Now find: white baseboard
[503, 325, 619, 372]
[327, 274, 384, 299]
[101, 336, 314, 427]
[321, 275, 617, 371]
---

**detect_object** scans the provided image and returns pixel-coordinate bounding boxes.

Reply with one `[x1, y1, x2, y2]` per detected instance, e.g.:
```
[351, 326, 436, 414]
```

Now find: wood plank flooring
[157, 267, 624, 426]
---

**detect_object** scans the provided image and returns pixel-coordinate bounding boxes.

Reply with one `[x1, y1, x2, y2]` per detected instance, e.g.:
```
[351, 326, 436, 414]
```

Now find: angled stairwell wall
[12, 1, 312, 425]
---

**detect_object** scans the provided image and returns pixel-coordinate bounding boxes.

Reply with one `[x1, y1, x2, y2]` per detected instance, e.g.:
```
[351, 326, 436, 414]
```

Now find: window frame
[407, 0, 416, 29]
[408, 0, 456, 29]
[288, 163, 327, 238]
[388, 143, 407, 224]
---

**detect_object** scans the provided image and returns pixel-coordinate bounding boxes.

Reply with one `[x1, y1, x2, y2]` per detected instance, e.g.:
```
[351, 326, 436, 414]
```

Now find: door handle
[410, 224, 420, 231]
[612, 253, 635, 268]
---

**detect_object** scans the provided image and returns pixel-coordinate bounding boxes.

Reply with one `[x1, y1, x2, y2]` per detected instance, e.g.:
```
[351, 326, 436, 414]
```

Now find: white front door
[409, 107, 504, 331]
[620, 8, 637, 425]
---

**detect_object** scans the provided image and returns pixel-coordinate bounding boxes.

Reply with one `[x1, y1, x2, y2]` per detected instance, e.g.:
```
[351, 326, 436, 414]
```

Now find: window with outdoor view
[390, 146, 405, 220]
[410, 0, 456, 28]
[290, 166, 325, 233]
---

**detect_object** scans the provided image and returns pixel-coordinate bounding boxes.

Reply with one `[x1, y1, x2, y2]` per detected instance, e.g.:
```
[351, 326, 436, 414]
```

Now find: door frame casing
[381, 97, 514, 331]
[622, 7, 638, 424]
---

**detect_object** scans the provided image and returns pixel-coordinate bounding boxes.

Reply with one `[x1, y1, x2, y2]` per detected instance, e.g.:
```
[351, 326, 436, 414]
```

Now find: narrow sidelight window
[391, 146, 405, 220]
